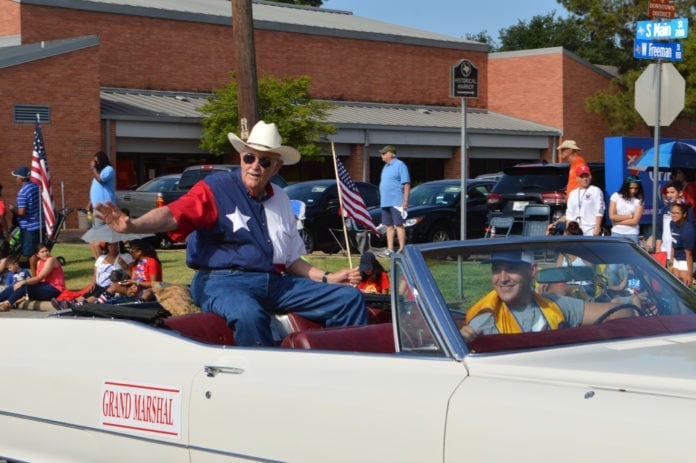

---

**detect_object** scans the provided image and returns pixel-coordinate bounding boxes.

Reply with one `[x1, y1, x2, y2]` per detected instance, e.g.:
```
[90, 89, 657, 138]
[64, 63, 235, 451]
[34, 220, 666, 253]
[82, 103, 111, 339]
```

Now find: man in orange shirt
[557, 140, 587, 194]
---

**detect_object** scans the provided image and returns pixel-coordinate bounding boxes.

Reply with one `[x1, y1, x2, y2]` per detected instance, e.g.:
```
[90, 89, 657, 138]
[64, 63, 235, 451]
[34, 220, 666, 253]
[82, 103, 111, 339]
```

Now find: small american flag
[30, 118, 56, 239]
[335, 156, 380, 235]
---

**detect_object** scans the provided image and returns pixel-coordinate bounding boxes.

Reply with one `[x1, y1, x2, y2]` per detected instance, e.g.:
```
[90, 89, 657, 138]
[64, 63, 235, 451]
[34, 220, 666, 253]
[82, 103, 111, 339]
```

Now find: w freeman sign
[634, 39, 683, 61]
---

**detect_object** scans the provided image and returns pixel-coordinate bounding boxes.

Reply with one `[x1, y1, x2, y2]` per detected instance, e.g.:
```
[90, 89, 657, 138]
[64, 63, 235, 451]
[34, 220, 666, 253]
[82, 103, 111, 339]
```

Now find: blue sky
[321, 0, 569, 40]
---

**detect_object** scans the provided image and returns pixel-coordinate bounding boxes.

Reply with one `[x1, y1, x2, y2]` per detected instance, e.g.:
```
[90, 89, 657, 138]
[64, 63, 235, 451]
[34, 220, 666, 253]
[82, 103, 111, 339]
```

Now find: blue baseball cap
[483, 251, 534, 265]
[359, 252, 378, 272]
[11, 166, 30, 179]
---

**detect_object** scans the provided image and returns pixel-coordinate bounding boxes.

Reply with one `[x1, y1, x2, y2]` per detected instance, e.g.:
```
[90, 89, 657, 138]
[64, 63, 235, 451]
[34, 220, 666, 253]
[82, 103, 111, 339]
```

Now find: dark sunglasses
[242, 153, 273, 168]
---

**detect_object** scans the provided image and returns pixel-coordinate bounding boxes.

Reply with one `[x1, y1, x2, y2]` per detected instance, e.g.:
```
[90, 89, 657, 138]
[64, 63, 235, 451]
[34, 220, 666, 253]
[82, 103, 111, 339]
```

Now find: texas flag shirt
[168, 170, 305, 272]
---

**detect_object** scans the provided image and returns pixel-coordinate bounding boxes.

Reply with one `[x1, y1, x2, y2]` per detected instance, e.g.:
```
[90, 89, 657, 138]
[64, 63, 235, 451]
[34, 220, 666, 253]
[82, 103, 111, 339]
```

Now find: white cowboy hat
[227, 120, 301, 166]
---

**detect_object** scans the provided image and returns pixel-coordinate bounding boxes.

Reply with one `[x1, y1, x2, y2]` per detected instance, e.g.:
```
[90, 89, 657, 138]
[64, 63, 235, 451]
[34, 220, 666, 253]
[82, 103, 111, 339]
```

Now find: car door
[188, 348, 467, 463]
[464, 182, 493, 238]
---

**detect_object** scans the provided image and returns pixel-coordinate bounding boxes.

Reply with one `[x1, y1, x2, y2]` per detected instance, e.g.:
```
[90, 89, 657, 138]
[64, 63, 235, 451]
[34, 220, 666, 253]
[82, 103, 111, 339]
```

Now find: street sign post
[450, 59, 478, 245]
[633, 40, 683, 61]
[450, 59, 478, 99]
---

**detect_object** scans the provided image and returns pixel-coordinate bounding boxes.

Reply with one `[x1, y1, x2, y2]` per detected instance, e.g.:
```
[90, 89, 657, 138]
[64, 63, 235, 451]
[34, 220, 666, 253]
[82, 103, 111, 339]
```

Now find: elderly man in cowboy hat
[96, 120, 367, 346]
[556, 139, 587, 194]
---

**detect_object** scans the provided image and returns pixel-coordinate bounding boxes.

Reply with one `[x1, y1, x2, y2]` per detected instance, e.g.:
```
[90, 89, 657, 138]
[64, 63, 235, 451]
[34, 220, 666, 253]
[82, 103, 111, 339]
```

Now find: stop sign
[635, 62, 685, 126]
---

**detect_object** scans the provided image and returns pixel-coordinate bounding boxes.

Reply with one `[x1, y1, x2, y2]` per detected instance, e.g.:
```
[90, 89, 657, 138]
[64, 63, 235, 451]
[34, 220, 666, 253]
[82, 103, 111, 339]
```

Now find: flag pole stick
[330, 141, 353, 268]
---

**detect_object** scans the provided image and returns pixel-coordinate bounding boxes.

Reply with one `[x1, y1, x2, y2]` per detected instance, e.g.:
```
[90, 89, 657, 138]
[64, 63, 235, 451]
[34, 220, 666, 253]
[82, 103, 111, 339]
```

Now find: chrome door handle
[204, 365, 245, 377]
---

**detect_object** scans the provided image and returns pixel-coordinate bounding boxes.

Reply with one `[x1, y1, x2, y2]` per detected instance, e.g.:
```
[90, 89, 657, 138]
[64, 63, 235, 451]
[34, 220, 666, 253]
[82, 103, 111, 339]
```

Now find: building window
[13, 105, 50, 123]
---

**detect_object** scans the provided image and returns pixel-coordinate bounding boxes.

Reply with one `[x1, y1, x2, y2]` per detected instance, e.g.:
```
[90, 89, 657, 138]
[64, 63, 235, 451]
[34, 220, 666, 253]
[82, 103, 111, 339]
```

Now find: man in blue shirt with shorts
[8, 166, 40, 268]
[378, 145, 410, 256]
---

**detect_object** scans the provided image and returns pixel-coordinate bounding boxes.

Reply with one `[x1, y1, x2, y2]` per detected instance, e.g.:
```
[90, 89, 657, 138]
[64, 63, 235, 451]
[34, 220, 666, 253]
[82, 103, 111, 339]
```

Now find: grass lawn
[52, 243, 379, 290]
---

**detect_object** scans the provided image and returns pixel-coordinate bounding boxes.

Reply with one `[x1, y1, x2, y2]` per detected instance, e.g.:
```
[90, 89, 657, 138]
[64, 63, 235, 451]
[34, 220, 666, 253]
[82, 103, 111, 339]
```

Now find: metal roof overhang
[100, 88, 561, 159]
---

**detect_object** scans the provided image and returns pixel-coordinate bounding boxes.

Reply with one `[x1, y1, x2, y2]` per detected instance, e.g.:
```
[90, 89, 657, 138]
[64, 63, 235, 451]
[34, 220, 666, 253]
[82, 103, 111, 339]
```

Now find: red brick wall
[489, 53, 565, 130]
[18, 4, 488, 107]
[0, 47, 101, 228]
[0, 0, 20, 36]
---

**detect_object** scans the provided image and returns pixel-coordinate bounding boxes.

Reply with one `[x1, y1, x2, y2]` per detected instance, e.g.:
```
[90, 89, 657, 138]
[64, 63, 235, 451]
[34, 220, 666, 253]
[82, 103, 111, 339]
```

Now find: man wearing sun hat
[459, 250, 628, 342]
[8, 166, 40, 265]
[95, 120, 366, 346]
[557, 139, 587, 194]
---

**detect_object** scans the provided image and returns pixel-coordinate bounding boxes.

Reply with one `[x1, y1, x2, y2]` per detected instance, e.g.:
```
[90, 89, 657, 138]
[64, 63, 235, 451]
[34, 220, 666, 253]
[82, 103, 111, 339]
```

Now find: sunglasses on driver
[242, 153, 274, 168]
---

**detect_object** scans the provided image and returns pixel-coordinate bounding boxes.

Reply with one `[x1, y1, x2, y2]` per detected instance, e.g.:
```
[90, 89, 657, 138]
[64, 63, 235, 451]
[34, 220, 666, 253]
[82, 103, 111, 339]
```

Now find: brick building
[0, 0, 687, 228]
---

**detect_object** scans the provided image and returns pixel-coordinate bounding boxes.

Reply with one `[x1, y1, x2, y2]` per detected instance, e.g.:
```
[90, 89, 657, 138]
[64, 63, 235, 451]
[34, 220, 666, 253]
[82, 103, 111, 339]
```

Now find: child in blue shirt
[0, 256, 31, 309]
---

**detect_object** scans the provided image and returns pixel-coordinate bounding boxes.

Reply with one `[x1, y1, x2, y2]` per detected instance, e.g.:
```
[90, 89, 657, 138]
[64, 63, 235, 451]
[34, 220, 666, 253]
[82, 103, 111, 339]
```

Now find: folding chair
[290, 200, 306, 231]
[485, 214, 514, 238]
[521, 204, 551, 237]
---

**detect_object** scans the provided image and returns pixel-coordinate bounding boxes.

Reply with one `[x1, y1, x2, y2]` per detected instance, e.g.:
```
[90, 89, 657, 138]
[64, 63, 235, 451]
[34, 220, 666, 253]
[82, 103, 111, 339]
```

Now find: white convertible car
[2, 236, 696, 462]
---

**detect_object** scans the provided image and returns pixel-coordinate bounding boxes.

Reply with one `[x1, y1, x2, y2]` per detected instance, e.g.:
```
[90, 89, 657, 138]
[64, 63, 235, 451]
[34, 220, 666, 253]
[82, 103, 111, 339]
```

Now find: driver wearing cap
[460, 251, 631, 342]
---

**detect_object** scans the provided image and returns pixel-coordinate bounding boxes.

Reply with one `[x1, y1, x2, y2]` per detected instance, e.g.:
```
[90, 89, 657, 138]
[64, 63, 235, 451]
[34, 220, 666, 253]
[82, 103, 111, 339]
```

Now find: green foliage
[586, 69, 643, 135]
[464, 31, 496, 48]
[199, 73, 336, 159]
[498, 12, 588, 53]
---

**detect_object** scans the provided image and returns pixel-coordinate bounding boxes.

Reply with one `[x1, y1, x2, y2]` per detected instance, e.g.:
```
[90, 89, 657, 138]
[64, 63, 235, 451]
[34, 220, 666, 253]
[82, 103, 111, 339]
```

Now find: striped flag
[335, 156, 380, 235]
[30, 118, 56, 239]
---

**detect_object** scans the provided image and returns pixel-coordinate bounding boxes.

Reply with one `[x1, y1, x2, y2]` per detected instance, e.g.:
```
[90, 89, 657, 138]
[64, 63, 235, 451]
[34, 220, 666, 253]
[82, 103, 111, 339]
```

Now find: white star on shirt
[226, 207, 251, 232]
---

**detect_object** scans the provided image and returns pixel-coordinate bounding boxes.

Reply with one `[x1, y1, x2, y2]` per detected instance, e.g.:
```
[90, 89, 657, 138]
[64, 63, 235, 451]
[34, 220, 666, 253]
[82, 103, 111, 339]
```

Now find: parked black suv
[487, 162, 606, 226]
[284, 179, 380, 254]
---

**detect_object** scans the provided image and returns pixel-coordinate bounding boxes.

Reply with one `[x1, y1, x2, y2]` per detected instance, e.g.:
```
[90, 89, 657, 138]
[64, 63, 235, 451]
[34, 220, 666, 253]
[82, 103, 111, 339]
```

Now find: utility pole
[231, 0, 259, 140]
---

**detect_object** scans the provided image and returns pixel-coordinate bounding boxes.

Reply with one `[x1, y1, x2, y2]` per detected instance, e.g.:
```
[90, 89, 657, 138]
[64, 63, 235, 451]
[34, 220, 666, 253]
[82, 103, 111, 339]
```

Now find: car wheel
[300, 229, 315, 254]
[428, 226, 453, 243]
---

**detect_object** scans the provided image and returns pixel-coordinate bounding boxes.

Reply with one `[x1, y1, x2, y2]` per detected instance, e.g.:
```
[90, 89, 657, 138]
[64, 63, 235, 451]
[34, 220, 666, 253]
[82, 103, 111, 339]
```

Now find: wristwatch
[322, 271, 331, 283]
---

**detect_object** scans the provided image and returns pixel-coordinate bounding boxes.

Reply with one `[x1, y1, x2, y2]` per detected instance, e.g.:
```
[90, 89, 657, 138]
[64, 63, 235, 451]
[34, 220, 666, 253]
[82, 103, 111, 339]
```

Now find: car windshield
[136, 176, 179, 192]
[409, 183, 460, 207]
[284, 183, 330, 206]
[413, 238, 696, 354]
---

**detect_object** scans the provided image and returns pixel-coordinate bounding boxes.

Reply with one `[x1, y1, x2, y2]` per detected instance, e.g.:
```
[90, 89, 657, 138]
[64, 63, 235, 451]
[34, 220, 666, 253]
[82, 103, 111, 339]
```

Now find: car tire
[428, 225, 454, 243]
[300, 229, 315, 254]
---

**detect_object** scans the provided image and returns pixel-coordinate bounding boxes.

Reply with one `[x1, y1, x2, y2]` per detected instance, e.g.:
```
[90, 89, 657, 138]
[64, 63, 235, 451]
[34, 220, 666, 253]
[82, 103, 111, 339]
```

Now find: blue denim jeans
[611, 231, 640, 245]
[191, 270, 367, 346]
[3, 282, 60, 305]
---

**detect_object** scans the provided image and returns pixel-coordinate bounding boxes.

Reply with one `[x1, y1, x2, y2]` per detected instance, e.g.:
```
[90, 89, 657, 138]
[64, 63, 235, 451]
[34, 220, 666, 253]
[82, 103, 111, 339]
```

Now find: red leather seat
[281, 323, 395, 353]
[163, 312, 236, 346]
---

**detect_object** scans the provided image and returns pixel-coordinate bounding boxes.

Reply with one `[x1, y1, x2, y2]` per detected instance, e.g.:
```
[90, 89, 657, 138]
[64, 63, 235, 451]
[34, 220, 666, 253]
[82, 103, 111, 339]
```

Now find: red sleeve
[380, 272, 391, 293]
[144, 257, 162, 283]
[167, 182, 218, 242]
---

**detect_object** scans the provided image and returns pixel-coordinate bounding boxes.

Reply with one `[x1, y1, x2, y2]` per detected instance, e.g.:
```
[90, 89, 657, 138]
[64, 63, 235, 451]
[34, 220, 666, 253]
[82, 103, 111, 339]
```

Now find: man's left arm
[286, 258, 361, 285]
[582, 300, 634, 324]
[594, 188, 606, 236]
[402, 182, 411, 210]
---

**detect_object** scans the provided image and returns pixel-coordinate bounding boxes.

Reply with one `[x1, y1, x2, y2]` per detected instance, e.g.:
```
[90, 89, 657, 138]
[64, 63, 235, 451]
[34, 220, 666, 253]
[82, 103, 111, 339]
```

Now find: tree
[199, 73, 336, 158]
[498, 12, 589, 53]
[464, 31, 496, 48]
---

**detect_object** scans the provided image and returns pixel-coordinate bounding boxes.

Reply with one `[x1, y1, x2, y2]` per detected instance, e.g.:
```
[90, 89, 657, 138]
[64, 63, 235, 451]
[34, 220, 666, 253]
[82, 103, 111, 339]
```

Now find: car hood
[466, 333, 696, 399]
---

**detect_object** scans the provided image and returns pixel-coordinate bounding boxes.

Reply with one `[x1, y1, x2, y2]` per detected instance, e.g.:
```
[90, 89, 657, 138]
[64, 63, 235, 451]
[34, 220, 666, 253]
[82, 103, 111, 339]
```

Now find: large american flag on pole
[30, 117, 56, 239]
[335, 156, 380, 235]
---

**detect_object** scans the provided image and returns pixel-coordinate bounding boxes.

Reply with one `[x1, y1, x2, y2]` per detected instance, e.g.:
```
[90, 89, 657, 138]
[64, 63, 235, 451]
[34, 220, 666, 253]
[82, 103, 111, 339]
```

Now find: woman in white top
[609, 176, 644, 245]
[79, 242, 134, 303]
